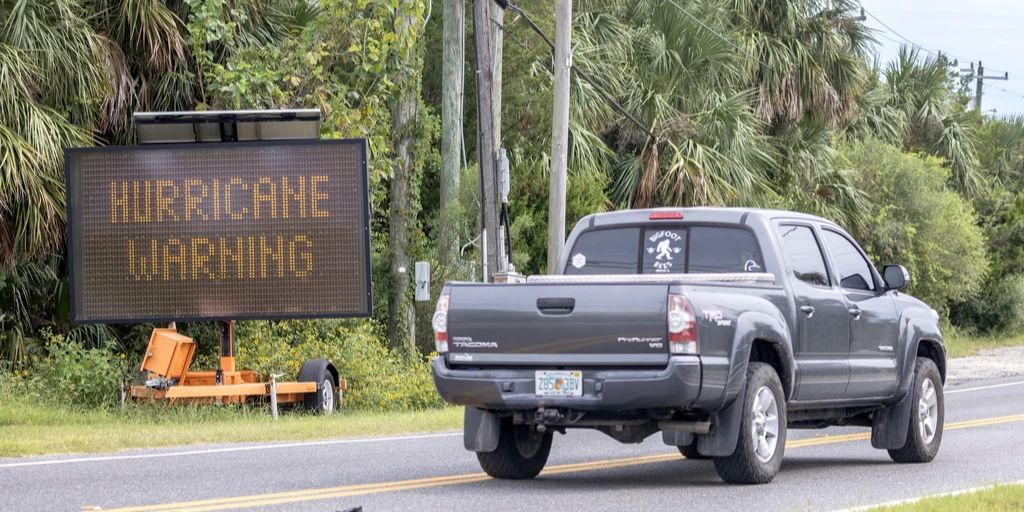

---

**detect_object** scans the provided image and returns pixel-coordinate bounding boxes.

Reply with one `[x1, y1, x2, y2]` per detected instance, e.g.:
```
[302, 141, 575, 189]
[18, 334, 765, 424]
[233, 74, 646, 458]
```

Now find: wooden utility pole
[974, 61, 1009, 112]
[473, 0, 500, 280]
[439, 0, 464, 266]
[547, 0, 571, 273]
[387, 0, 422, 355]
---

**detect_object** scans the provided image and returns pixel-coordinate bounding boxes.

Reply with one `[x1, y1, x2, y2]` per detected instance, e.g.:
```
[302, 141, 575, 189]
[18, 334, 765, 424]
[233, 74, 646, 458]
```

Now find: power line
[860, 6, 955, 61]
[988, 85, 1024, 100]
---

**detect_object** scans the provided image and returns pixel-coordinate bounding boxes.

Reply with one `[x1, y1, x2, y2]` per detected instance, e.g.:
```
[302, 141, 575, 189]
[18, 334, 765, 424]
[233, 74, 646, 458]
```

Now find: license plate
[535, 370, 583, 397]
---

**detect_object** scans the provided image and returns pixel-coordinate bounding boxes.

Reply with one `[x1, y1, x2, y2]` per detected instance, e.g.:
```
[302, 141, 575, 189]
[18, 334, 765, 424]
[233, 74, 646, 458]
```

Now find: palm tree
[730, 0, 874, 134]
[0, 0, 105, 266]
[883, 47, 982, 195]
[573, 1, 776, 208]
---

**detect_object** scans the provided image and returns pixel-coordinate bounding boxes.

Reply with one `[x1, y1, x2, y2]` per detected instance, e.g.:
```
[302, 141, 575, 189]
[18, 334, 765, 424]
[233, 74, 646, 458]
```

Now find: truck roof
[581, 207, 839, 230]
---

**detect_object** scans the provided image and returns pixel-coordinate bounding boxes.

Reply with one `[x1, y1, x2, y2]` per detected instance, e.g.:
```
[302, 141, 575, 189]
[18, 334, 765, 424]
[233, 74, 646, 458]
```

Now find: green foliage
[839, 139, 988, 313]
[28, 332, 127, 409]
[950, 274, 1024, 335]
[236, 319, 443, 411]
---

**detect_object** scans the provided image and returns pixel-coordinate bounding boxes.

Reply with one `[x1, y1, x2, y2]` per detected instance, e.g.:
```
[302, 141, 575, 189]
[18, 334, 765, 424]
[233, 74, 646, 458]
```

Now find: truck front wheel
[713, 362, 787, 484]
[476, 418, 553, 479]
[888, 357, 943, 463]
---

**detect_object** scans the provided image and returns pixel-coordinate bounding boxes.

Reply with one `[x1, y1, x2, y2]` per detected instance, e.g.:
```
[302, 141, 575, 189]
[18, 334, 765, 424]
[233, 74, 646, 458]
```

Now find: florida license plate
[535, 370, 583, 397]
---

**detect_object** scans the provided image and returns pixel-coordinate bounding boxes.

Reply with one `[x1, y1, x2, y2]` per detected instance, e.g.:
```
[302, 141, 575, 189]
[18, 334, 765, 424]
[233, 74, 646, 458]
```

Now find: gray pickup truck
[431, 208, 945, 484]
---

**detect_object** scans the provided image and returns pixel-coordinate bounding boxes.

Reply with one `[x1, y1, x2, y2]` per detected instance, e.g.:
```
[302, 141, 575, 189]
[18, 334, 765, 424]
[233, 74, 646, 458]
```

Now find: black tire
[888, 357, 943, 463]
[476, 418, 553, 479]
[298, 359, 338, 415]
[678, 440, 708, 460]
[713, 362, 787, 484]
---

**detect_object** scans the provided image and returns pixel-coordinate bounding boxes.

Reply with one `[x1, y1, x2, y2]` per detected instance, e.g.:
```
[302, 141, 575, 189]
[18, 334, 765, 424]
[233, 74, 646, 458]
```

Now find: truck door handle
[799, 305, 815, 318]
[537, 297, 575, 315]
[848, 307, 862, 319]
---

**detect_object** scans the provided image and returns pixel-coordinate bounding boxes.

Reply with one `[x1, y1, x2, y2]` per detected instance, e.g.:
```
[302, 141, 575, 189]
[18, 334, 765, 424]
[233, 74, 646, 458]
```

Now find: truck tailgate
[446, 283, 669, 366]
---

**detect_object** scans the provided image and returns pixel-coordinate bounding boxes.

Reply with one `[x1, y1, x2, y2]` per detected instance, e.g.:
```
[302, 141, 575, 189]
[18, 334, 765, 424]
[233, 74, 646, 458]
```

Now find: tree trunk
[439, 0, 464, 268]
[388, 1, 422, 356]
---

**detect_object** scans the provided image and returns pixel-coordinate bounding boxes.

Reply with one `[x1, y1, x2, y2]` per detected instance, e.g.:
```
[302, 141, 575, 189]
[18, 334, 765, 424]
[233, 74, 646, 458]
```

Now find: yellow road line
[102, 412, 1024, 512]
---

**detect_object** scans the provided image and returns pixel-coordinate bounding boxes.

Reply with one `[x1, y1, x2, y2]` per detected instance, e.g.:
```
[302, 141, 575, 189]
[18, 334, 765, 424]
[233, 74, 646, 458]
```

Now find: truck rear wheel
[476, 418, 552, 479]
[888, 357, 943, 463]
[713, 362, 787, 484]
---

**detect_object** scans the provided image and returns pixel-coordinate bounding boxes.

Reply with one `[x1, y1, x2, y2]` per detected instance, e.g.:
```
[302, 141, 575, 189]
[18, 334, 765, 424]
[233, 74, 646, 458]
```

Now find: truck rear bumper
[431, 355, 702, 411]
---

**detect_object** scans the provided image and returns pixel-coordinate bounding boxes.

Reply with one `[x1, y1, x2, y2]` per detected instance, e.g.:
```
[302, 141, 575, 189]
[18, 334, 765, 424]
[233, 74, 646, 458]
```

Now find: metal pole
[269, 374, 280, 421]
[547, 0, 572, 273]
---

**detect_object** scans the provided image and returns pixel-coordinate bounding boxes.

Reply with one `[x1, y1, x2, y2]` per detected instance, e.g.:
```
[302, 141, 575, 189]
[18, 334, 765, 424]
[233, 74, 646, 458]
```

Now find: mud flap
[464, 406, 500, 452]
[697, 393, 745, 457]
[871, 390, 912, 449]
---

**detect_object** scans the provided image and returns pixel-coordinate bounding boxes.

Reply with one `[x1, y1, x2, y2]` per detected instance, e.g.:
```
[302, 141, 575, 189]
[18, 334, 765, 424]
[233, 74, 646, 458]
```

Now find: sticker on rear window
[571, 253, 587, 269]
[645, 230, 683, 272]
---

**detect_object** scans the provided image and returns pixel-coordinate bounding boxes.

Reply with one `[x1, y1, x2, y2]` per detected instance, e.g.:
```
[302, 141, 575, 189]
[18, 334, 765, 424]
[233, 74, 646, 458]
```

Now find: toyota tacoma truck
[431, 208, 945, 484]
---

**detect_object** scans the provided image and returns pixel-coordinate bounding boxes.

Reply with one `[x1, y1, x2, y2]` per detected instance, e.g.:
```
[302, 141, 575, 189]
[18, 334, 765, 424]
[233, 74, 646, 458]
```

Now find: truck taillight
[433, 294, 450, 353]
[668, 294, 698, 354]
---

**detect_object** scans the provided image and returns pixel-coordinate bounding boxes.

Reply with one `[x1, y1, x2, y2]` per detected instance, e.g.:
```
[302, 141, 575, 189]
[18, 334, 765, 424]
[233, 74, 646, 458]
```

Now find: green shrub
[951, 274, 1024, 334]
[236, 319, 444, 411]
[29, 332, 127, 409]
[839, 139, 989, 314]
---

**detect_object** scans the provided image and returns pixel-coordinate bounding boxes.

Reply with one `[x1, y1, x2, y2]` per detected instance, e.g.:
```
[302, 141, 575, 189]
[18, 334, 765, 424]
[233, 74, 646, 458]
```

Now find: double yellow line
[100, 412, 1024, 512]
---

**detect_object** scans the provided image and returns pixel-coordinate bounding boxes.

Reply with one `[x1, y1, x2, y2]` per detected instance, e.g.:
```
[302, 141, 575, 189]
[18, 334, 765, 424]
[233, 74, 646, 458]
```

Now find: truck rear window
[564, 225, 764, 275]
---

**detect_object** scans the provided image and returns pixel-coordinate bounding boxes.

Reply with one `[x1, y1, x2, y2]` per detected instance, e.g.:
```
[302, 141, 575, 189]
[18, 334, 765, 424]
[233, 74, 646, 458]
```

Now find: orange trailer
[128, 323, 345, 414]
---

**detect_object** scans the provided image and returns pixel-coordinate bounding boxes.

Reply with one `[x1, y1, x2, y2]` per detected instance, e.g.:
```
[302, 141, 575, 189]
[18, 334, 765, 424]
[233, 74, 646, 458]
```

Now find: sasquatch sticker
[646, 230, 683, 272]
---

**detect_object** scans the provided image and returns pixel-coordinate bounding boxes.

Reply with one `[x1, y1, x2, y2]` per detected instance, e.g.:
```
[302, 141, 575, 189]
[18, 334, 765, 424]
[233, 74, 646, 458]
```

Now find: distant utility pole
[472, 0, 500, 281]
[439, 0, 464, 267]
[547, 0, 571, 273]
[973, 61, 1009, 112]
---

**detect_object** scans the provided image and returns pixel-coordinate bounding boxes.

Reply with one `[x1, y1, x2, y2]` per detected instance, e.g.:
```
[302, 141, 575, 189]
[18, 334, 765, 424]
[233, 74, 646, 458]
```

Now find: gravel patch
[946, 346, 1024, 385]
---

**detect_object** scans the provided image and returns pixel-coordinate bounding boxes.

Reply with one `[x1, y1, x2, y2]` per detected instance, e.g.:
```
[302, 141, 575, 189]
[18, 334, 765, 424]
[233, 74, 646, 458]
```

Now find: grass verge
[869, 483, 1024, 511]
[943, 328, 1024, 358]
[0, 399, 461, 458]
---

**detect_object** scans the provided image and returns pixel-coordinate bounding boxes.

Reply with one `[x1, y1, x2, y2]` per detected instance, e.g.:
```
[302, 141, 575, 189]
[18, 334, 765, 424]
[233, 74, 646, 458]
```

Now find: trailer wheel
[298, 359, 338, 415]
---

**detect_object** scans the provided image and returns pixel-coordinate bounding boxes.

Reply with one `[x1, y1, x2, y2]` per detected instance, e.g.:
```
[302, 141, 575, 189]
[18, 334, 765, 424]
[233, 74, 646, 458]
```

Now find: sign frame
[64, 138, 373, 324]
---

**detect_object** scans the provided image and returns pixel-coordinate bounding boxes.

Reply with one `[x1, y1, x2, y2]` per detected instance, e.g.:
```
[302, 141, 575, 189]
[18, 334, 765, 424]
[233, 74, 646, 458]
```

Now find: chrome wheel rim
[918, 378, 938, 444]
[751, 385, 779, 463]
[322, 379, 335, 413]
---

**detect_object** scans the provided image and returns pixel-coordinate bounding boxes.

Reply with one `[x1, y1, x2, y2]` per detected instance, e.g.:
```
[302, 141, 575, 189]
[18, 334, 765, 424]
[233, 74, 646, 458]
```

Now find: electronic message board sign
[65, 139, 371, 323]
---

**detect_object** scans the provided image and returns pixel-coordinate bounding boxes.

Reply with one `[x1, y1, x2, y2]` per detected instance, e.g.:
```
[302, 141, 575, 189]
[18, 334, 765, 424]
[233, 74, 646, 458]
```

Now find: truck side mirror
[882, 265, 909, 291]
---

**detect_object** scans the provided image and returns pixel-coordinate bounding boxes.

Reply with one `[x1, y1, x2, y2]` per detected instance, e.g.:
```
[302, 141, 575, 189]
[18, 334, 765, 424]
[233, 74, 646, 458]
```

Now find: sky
[859, 0, 1024, 116]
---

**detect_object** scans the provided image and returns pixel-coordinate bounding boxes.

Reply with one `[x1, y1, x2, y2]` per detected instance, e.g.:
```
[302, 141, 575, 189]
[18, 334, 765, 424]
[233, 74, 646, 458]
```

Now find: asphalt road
[2, 376, 1023, 512]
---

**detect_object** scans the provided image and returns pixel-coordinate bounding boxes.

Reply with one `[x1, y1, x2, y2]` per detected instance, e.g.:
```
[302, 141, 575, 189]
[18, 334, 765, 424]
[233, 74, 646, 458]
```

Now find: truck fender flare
[463, 406, 501, 452]
[722, 311, 795, 407]
[893, 309, 946, 401]
[297, 358, 339, 389]
[698, 312, 793, 458]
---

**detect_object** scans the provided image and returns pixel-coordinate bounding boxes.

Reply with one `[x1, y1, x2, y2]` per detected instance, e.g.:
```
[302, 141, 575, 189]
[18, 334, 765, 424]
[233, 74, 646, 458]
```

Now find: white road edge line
[836, 479, 1024, 511]
[0, 431, 461, 469]
[2, 379, 1021, 470]
[945, 379, 1024, 394]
